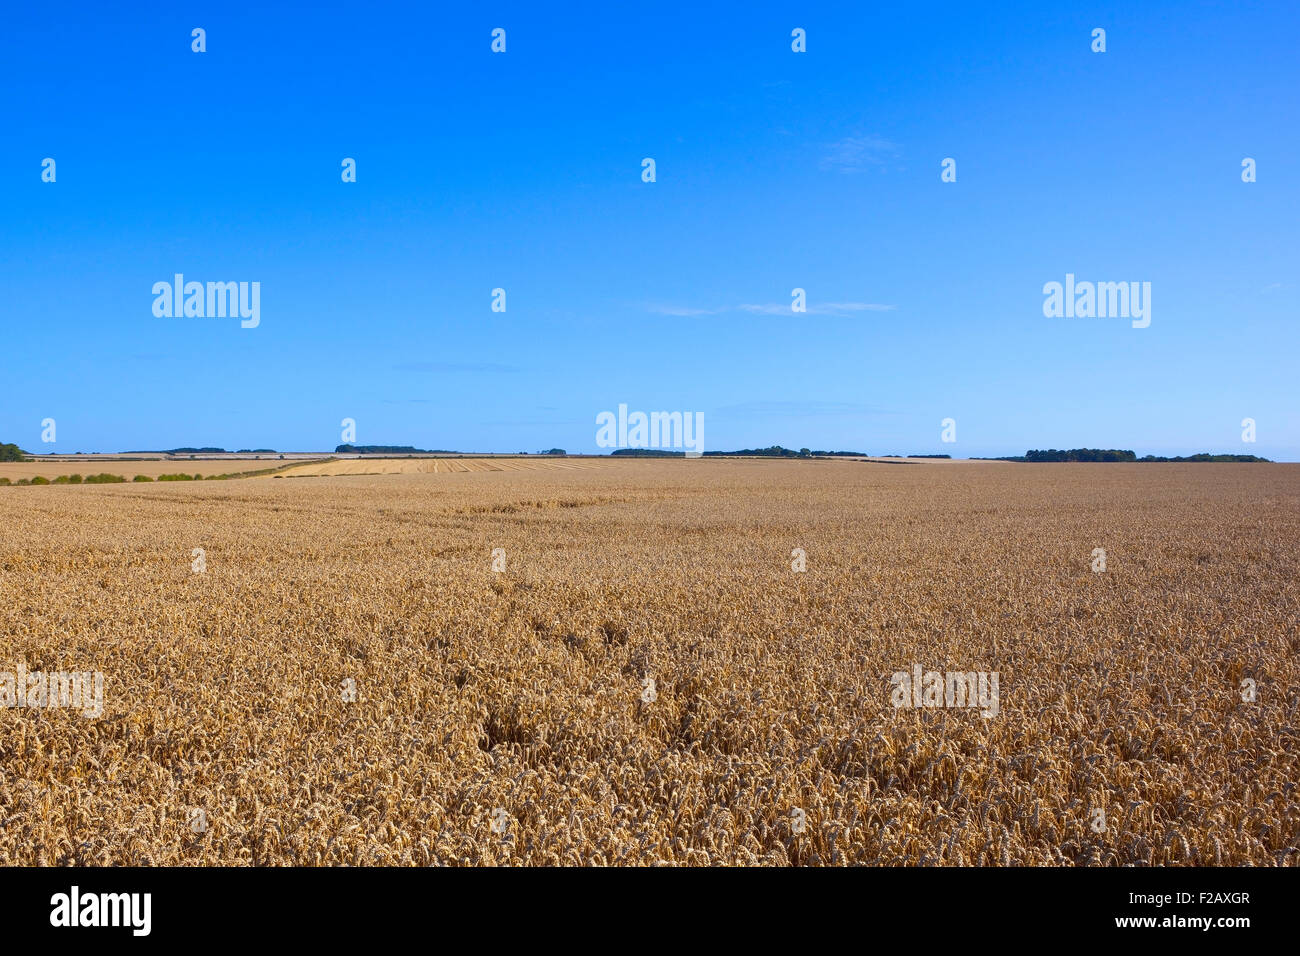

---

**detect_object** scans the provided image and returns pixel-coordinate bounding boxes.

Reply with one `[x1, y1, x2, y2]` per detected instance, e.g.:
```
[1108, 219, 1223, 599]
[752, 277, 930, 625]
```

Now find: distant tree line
[123, 447, 236, 454]
[1137, 453, 1270, 462]
[982, 448, 1270, 463]
[707, 446, 806, 457]
[335, 444, 456, 454]
[611, 446, 807, 457]
[705, 446, 875, 458]
[609, 447, 963, 458]
[0, 442, 28, 462]
[1026, 448, 1137, 462]
[611, 446, 874, 458]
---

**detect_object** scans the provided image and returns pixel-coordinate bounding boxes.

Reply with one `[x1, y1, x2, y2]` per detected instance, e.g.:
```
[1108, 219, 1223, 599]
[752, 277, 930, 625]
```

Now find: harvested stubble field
[0, 459, 1297, 866]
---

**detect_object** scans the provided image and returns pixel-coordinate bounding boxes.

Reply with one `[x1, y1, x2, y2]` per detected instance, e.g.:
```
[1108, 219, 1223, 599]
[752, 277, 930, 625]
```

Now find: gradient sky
[2, 1, 1297, 458]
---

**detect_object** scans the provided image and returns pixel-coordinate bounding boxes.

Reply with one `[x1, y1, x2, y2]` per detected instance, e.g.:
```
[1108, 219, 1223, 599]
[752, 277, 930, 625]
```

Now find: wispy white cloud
[821, 301, 896, 313]
[479, 418, 583, 427]
[645, 304, 724, 316]
[393, 360, 521, 373]
[649, 301, 894, 317]
[820, 135, 900, 172]
[736, 303, 791, 315]
[739, 301, 896, 316]
[717, 400, 895, 418]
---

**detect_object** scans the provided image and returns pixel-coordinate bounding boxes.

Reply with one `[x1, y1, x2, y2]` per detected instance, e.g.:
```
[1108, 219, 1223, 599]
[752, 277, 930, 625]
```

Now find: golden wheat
[0, 459, 1296, 865]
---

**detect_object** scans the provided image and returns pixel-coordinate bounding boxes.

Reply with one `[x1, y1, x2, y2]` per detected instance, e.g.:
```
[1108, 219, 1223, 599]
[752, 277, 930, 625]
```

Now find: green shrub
[85, 473, 126, 483]
[16, 479, 30, 486]
[157, 473, 196, 481]
[133, 474, 154, 482]
[0, 477, 10, 486]
[30, 476, 49, 485]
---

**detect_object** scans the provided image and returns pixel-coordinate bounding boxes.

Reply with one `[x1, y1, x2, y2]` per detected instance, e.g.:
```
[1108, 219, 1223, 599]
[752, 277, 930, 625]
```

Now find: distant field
[859, 456, 987, 464]
[273, 456, 987, 477]
[1, 459, 1296, 865]
[0, 458, 310, 481]
[272, 456, 601, 477]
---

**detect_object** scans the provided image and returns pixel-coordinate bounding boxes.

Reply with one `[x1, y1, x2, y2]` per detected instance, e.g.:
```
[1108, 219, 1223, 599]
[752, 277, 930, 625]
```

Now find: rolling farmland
[1, 459, 1296, 865]
[0, 458, 310, 482]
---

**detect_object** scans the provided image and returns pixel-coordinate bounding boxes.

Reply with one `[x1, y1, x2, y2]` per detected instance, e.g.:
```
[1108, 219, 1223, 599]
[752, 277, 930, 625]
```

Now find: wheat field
[271, 456, 603, 477]
[0, 458, 301, 481]
[0, 459, 1296, 865]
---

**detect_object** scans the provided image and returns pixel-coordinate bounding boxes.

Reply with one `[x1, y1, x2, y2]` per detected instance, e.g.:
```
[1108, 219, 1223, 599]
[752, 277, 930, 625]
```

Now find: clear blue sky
[3, 1, 1296, 458]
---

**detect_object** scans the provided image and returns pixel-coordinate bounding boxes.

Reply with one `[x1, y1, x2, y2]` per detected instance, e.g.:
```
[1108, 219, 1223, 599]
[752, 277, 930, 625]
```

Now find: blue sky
[2, 1, 1297, 458]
